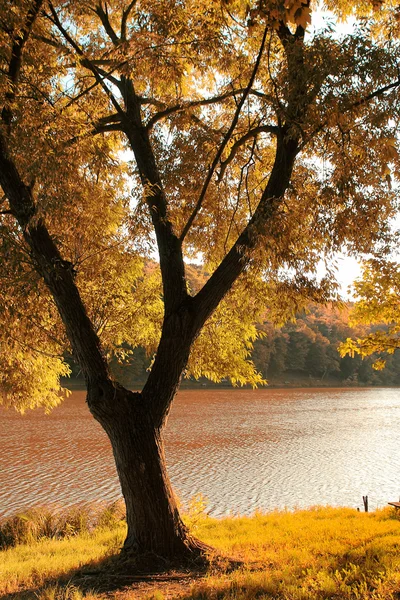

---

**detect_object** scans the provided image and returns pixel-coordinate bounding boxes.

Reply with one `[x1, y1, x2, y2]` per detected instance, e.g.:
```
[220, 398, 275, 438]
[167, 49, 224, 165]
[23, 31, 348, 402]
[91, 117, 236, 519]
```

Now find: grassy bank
[2, 503, 400, 599]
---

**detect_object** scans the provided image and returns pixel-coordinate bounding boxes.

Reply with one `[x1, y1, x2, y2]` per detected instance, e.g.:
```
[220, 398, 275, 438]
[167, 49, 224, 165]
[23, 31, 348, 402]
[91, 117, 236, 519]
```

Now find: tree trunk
[87, 382, 207, 561]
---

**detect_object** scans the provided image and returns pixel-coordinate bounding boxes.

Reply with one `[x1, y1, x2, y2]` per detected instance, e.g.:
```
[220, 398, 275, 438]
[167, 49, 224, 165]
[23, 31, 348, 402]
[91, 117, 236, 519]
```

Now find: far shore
[62, 375, 399, 392]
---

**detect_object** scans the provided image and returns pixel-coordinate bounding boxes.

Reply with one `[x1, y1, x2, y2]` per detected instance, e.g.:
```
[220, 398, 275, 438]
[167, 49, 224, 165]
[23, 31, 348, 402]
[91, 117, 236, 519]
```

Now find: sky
[332, 256, 362, 298]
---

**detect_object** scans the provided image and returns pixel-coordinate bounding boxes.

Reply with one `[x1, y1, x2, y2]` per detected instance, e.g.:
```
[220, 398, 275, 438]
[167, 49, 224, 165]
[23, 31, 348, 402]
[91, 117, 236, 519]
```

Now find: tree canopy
[1, 0, 399, 413]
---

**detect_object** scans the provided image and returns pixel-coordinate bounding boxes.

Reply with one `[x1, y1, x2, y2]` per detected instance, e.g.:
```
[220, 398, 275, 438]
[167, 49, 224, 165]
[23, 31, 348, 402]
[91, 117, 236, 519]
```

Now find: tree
[267, 333, 289, 376]
[340, 259, 400, 370]
[1, 0, 400, 562]
[286, 326, 312, 371]
[305, 333, 329, 377]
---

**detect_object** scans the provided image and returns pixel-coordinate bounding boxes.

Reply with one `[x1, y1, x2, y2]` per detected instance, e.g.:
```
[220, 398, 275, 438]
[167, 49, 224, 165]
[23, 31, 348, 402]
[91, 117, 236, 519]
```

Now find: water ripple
[1, 388, 400, 517]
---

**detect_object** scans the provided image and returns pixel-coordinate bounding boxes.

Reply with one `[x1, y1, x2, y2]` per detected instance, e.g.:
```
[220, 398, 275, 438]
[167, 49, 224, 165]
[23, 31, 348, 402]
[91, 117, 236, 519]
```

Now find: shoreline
[62, 377, 400, 391]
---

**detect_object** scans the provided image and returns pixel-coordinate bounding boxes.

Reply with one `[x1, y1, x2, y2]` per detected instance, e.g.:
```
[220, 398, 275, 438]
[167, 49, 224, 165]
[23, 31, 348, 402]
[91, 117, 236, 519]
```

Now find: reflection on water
[1, 388, 400, 517]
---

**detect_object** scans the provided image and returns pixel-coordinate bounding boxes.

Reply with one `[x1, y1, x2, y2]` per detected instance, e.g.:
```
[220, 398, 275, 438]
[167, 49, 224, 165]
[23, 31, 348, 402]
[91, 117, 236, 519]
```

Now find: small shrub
[36, 583, 89, 600]
[0, 507, 58, 547]
[184, 494, 209, 530]
[96, 500, 125, 529]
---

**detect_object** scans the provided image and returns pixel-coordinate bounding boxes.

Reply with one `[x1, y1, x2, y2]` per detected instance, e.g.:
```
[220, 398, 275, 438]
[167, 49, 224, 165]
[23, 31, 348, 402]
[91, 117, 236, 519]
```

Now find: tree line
[252, 305, 400, 386]
[88, 302, 400, 388]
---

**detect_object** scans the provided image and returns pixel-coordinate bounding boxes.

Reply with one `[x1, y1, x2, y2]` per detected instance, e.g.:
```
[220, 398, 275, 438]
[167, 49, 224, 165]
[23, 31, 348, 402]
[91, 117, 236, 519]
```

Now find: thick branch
[190, 26, 309, 331]
[192, 131, 299, 328]
[93, 121, 123, 134]
[179, 24, 270, 243]
[121, 78, 188, 315]
[121, 0, 137, 41]
[2, 0, 44, 133]
[0, 132, 110, 386]
[95, 3, 120, 46]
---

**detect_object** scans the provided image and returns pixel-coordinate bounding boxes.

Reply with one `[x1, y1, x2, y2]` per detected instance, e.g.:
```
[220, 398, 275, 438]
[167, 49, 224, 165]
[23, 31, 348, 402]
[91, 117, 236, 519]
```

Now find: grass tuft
[0, 500, 125, 548]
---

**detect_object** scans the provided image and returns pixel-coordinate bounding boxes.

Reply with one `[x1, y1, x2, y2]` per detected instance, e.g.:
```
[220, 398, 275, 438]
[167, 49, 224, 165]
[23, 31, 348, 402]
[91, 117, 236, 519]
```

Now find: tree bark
[87, 381, 208, 560]
[0, 124, 206, 561]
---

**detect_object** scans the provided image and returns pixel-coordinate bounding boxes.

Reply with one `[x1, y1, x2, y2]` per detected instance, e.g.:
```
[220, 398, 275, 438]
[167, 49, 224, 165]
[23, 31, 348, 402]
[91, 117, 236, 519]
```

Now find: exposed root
[117, 534, 215, 573]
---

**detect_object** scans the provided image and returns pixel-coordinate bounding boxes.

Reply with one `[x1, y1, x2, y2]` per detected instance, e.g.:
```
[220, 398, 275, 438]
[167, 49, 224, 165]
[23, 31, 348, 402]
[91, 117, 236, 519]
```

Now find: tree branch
[301, 77, 400, 150]
[8, 333, 64, 360]
[1, 0, 44, 134]
[352, 78, 400, 109]
[60, 115, 123, 149]
[189, 23, 310, 331]
[218, 125, 279, 181]
[47, 2, 125, 118]
[145, 88, 275, 130]
[179, 24, 270, 243]
[119, 77, 189, 316]
[121, 0, 137, 42]
[0, 129, 110, 387]
[61, 58, 128, 110]
[95, 2, 120, 46]
[191, 130, 299, 332]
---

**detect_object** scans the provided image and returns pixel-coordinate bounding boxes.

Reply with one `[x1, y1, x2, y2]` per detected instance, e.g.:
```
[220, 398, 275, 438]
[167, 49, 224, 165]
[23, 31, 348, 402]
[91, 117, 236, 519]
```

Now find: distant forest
[67, 303, 399, 389]
[66, 262, 400, 388]
[251, 304, 400, 387]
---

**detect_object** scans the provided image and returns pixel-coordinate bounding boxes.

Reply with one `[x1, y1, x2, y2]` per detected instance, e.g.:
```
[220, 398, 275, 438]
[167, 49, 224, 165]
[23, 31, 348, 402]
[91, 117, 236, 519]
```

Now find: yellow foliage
[342, 260, 400, 367]
[1, 0, 400, 408]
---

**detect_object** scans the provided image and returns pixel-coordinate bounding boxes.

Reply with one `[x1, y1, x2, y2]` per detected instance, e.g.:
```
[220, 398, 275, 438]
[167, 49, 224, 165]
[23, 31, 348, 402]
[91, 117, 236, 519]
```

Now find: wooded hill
[67, 263, 400, 388]
[76, 301, 400, 389]
[252, 304, 400, 387]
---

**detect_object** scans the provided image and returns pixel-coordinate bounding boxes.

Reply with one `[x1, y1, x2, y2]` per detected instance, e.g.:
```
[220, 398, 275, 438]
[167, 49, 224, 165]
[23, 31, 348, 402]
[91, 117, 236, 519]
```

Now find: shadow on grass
[3, 516, 400, 600]
[2, 549, 396, 600]
[0, 549, 221, 600]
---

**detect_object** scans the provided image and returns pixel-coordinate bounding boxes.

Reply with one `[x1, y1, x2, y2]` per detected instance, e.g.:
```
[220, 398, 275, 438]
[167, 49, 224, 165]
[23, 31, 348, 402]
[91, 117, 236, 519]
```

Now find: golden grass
[2, 504, 400, 599]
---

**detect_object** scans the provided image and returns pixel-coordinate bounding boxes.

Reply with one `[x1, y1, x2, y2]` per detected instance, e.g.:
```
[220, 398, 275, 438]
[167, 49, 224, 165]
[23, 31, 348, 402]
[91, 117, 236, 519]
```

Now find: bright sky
[334, 256, 362, 298]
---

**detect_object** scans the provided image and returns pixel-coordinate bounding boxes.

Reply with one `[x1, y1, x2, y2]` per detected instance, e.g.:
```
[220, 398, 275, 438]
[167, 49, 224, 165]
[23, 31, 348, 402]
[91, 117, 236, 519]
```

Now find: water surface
[1, 388, 399, 517]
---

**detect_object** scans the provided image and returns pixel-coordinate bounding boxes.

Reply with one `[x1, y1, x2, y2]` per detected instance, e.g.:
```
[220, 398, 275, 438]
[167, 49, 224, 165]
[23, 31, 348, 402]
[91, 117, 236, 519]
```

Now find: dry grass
[2, 503, 400, 599]
[0, 501, 125, 549]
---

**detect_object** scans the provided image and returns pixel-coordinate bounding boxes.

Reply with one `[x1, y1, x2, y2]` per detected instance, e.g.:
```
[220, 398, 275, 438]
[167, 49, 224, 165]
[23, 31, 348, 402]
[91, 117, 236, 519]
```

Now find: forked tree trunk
[87, 382, 207, 560]
[0, 0, 302, 566]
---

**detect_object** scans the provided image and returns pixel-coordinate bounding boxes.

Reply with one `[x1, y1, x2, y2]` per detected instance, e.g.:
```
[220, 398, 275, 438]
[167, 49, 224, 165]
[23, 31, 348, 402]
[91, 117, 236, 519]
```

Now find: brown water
[1, 388, 400, 517]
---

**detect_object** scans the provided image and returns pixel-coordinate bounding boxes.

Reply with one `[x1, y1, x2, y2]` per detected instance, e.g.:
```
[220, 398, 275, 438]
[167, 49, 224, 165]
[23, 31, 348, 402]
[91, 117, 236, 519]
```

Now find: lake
[1, 387, 400, 517]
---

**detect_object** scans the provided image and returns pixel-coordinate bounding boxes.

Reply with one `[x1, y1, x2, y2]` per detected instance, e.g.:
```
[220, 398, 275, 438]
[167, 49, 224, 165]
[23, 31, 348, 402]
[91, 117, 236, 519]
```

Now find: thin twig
[218, 124, 278, 181]
[146, 88, 275, 130]
[299, 78, 400, 151]
[47, 2, 125, 118]
[179, 24, 270, 243]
